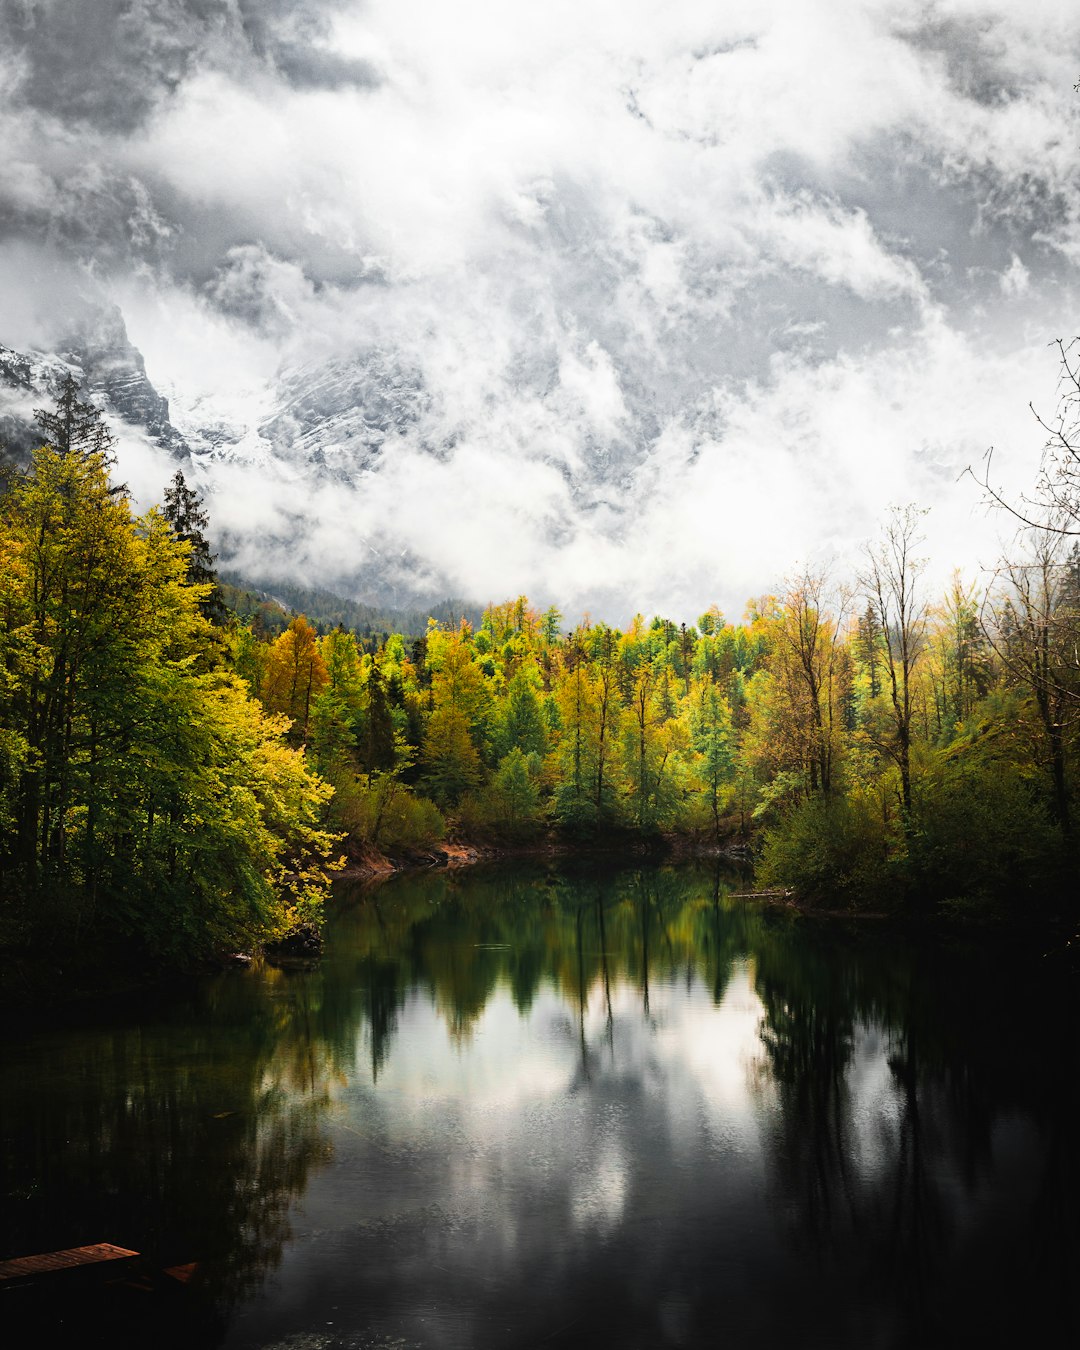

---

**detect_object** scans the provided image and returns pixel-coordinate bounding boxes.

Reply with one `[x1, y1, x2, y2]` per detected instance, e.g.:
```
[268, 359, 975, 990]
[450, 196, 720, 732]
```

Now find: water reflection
[1, 862, 1076, 1347]
[0, 967, 340, 1318]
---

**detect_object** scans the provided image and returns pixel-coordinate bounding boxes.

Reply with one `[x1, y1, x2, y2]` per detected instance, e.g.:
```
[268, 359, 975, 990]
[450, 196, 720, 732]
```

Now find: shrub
[758, 792, 893, 909]
[330, 771, 445, 853]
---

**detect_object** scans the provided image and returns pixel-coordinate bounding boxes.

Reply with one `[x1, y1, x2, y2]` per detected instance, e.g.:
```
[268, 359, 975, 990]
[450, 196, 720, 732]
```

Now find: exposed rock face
[63, 308, 188, 456]
[0, 344, 72, 471]
[0, 306, 189, 466]
[259, 351, 430, 481]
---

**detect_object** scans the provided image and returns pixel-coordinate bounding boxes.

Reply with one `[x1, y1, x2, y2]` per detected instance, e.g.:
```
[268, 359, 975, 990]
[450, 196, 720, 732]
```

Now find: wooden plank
[163, 1262, 199, 1285]
[0, 1243, 139, 1282]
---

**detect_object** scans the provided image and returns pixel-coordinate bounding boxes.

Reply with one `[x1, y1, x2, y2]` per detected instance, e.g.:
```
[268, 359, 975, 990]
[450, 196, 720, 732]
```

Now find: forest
[2, 373, 1079, 978]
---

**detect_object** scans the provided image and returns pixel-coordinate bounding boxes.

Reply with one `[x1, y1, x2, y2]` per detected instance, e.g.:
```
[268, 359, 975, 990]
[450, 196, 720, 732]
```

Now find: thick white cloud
[3, 1, 1080, 616]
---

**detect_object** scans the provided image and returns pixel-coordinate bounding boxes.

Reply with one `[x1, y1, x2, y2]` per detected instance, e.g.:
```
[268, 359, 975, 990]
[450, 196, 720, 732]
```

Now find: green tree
[496, 670, 548, 760]
[690, 679, 734, 841]
[0, 381, 343, 958]
[33, 373, 114, 463]
[421, 626, 490, 806]
[359, 656, 397, 779]
[162, 468, 227, 625]
[0, 430, 341, 957]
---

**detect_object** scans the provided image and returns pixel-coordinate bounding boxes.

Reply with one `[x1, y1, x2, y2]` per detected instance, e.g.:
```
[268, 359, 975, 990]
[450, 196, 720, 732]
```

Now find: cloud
[206, 243, 316, 333]
[3, 1, 1080, 616]
[0, 1, 376, 134]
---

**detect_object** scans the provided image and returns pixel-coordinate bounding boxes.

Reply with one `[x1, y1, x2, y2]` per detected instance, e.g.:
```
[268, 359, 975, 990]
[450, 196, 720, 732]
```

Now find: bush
[330, 771, 445, 852]
[759, 757, 1065, 917]
[908, 759, 1062, 913]
[758, 792, 893, 909]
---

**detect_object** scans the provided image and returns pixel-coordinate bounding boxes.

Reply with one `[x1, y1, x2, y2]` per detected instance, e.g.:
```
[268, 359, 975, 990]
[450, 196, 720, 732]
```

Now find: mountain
[0, 307, 189, 469]
[220, 573, 483, 639]
[2, 311, 590, 613]
[0, 315, 488, 611]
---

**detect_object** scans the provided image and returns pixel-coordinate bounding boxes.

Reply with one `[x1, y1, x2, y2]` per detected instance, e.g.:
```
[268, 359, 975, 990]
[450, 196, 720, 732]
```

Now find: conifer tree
[359, 657, 397, 778]
[34, 373, 115, 463]
[162, 468, 227, 625]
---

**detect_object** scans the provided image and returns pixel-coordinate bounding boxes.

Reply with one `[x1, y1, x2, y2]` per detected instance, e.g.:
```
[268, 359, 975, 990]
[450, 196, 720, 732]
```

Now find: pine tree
[34, 373, 115, 463]
[359, 658, 397, 778]
[162, 469, 227, 624]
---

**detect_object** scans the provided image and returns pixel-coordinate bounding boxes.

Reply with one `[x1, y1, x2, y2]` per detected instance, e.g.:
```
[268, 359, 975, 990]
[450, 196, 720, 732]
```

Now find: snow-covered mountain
[0, 313, 474, 607]
[0, 298, 715, 614]
[0, 308, 189, 468]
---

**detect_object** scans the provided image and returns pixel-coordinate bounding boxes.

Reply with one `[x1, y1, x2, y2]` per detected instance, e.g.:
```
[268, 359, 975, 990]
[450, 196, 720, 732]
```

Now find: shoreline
[4, 833, 1074, 1017]
[334, 827, 755, 882]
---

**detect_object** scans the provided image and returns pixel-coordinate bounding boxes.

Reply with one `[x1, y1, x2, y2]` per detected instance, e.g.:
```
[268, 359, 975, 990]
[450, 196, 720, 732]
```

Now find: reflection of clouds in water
[570, 1132, 628, 1233]
[850, 1022, 906, 1172]
[341, 958, 933, 1223]
[230, 877, 1076, 1349]
[662, 961, 768, 1132]
[369, 988, 575, 1119]
[369, 975, 773, 1161]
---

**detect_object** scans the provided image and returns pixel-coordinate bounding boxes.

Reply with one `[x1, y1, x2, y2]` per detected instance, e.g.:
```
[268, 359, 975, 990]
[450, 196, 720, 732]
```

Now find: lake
[1, 861, 1076, 1347]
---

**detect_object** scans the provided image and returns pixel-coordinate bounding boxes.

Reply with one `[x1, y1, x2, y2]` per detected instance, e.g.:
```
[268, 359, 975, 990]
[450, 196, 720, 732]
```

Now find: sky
[2, 0, 1080, 620]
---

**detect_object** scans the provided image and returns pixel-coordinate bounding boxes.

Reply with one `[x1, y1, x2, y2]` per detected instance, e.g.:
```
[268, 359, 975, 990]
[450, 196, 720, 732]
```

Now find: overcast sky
[3, 0, 1080, 619]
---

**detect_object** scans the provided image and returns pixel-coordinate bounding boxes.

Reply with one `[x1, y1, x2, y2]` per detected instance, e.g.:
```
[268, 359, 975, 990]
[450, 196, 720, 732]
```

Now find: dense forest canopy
[3, 364, 1080, 977]
[0, 378, 341, 967]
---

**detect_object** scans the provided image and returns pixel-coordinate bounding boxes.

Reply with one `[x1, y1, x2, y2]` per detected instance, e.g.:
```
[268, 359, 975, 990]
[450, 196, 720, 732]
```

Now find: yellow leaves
[0, 439, 350, 958]
[161, 672, 343, 940]
[261, 615, 329, 742]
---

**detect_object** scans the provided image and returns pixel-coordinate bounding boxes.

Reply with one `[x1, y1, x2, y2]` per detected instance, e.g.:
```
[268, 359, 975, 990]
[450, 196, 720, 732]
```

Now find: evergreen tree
[496, 671, 548, 760]
[162, 468, 227, 625]
[33, 373, 115, 463]
[359, 657, 397, 778]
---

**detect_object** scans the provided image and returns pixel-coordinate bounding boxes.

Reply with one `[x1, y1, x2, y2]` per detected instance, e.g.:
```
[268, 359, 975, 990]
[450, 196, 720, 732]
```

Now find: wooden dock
[0, 1243, 140, 1285]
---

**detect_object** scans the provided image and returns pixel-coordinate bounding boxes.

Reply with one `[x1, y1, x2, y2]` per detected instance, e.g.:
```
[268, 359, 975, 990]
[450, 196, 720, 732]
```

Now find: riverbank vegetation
[3, 371, 1079, 982]
[272, 517, 1074, 921]
[0, 380, 342, 976]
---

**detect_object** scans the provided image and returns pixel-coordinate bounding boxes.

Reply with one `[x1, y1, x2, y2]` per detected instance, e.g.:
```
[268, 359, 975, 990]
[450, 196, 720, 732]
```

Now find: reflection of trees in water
[1, 969, 342, 1313]
[750, 926, 1080, 1343]
[327, 863, 756, 1089]
[752, 932, 965, 1340]
[756, 972, 858, 1249]
[880, 1022, 943, 1341]
[309, 862, 1080, 1341]
[8, 865, 1076, 1345]
[331, 863, 752, 1055]
[321, 866, 1076, 1347]
[268, 870, 1080, 1343]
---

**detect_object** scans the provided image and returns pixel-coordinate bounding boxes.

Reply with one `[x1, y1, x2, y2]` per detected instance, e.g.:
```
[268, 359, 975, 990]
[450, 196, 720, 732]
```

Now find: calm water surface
[2, 862, 1076, 1348]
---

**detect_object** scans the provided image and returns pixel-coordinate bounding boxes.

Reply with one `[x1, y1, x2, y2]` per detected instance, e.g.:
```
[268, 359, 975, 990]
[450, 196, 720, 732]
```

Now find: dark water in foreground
[1, 862, 1077, 1348]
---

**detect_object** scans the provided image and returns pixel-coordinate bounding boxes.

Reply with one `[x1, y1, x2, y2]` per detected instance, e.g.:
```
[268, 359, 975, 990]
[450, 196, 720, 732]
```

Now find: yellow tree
[772, 570, 850, 796]
[551, 638, 602, 827]
[620, 656, 668, 829]
[0, 430, 341, 957]
[421, 624, 491, 806]
[262, 615, 329, 745]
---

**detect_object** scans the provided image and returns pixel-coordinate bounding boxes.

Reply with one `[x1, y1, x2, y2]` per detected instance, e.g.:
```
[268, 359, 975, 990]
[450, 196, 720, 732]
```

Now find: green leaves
[0, 435, 341, 962]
